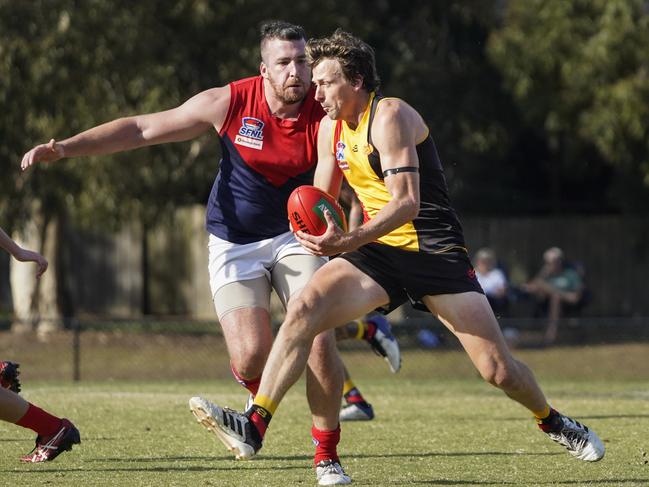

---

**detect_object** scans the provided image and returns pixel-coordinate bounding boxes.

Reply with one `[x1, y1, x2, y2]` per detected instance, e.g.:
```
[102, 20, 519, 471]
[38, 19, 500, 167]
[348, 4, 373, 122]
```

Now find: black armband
[382, 166, 419, 177]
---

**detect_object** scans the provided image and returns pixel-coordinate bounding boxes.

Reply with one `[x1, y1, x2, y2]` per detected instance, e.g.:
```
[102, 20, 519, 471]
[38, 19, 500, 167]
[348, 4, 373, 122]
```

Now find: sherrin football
[287, 185, 348, 236]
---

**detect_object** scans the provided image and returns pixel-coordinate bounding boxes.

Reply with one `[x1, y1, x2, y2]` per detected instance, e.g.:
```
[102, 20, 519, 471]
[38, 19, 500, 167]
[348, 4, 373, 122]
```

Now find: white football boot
[189, 396, 261, 460]
[340, 402, 374, 421]
[365, 314, 401, 373]
[545, 414, 605, 461]
[316, 460, 352, 485]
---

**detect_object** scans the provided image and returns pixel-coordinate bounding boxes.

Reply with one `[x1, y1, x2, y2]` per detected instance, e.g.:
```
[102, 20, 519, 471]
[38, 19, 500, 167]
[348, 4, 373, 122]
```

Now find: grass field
[1, 344, 648, 486]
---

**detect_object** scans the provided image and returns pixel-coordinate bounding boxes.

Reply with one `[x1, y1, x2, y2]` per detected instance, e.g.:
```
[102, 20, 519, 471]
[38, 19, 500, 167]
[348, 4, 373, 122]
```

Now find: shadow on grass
[4, 466, 645, 486]
[494, 413, 649, 421]
[344, 450, 563, 460]
[26, 451, 563, 468]
[82, 454, 313, 462]
[396, 480, 649, 486]
[0, 463, 307, 474]
[75, 450, 563, 465]
[572, 413, 649, 420]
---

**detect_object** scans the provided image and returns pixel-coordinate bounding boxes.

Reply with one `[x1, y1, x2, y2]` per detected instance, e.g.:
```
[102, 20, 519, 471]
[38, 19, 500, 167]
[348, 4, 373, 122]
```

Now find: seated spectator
[523, 247, 585, 345]
[474, 248, 509, 317]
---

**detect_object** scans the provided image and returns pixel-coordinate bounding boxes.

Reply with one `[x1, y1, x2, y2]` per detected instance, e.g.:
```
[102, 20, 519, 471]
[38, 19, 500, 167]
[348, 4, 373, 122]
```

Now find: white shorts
[208, 231, 327, 319]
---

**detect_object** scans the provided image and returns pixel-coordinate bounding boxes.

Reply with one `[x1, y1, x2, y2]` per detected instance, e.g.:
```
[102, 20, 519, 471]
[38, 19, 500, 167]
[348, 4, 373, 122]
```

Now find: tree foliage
[2, 0, 648, 230]
[489, 0, 649, 211]
[2, 0, 649, 321]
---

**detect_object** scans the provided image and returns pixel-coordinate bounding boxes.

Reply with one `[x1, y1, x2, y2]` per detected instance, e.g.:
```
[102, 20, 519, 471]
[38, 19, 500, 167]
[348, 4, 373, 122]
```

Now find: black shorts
[337, 242, 483, 313]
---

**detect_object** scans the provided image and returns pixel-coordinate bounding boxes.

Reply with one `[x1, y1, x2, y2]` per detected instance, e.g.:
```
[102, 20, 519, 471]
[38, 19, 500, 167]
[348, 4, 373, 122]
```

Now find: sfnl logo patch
[335, 140, 349, 170]
[235, 117, 265, 150]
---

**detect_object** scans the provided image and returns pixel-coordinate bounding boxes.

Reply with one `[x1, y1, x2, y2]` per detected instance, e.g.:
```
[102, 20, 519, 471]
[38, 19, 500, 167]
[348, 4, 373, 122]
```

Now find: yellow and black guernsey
[333, 92, 466, 254]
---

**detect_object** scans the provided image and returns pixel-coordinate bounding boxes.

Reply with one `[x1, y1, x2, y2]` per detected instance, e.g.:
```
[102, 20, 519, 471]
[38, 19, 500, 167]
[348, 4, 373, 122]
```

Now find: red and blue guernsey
[206, 76, 324, 244]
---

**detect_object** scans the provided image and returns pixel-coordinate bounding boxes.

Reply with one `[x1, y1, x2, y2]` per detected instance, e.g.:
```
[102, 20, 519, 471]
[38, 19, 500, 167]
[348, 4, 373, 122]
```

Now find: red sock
[311, 424, 340, 466]
[230, 363, 260, 396]
[15, 404, 62, 436]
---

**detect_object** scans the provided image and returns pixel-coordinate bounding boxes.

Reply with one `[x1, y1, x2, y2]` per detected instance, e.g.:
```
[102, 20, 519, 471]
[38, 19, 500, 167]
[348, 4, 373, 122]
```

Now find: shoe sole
[374, 334, 401, 373]
[189, 398, 254, 460]
[318, 475, 352, 486]
[57, 428, 81, 459]
[340, 408, 374, 421]
[340, 414, 373, 421]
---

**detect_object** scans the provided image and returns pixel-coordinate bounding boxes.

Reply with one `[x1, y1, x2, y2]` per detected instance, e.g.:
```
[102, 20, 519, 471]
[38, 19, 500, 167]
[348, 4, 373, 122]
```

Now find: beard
[267, 75, 308, 104]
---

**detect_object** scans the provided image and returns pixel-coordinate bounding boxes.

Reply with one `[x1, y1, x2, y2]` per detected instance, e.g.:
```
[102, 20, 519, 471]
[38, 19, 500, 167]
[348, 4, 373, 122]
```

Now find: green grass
[1, 346, 649, 486]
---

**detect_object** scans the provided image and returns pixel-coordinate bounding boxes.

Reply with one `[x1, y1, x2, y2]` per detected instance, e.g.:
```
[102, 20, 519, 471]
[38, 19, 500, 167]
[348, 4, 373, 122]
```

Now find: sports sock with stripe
[535, 406, 562, 433]
[359, 319, 377, 342]
[312, 424, 341, 465]
[247, 395, 277, 439]
[343, 379, 368, 405]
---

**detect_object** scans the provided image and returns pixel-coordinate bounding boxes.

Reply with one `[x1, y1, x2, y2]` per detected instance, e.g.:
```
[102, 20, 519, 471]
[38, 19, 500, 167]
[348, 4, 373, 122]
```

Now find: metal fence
[2, 315, 647, 383]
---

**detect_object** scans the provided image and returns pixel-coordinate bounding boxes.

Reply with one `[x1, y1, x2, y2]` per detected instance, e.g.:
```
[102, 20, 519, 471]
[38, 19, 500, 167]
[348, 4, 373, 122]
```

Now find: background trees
[488, 0, 649, 213]
[1, 0, 647, 322]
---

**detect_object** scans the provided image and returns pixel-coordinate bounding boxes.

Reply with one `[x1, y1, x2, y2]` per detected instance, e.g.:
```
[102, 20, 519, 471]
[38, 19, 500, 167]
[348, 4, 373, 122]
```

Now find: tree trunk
[10, 207, 62, 336]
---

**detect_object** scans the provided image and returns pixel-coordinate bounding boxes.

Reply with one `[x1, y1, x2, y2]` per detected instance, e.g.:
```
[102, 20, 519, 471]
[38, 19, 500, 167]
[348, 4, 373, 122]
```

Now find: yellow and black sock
[248, 395, 278, 438]
[534, 405, 561, 433]
[343, 379, 367, 405]
[353, 318, 377, 342]
[353, 320, 366, 340]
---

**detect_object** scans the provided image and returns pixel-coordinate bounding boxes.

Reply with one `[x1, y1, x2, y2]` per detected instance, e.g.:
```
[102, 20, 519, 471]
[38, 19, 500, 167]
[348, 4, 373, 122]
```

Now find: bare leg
[256, 259, 389, 408]
[219, 306, 274, 381]
[218, 283, 344, 430]
[0, 387, 29, 423]
[305, 329, 344, 430]
[423, 292, 547, 413]
[273, 255, 346, 431]
[335, 323, 357, 341]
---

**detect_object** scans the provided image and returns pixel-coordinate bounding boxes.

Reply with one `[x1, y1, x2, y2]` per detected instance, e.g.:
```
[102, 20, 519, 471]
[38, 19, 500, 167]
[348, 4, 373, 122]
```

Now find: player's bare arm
[294, 115, 348, 254]
[20, 86, 231, 171]
[313, 115, 344, 198]
[297, 99, 422, 256]
[0, 226, 48, 278]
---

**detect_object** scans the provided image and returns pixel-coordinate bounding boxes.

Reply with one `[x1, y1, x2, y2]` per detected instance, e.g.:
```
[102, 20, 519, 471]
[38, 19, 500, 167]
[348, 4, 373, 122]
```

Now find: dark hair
[260, 20, 306, 53]
[306, 29, 380, 92]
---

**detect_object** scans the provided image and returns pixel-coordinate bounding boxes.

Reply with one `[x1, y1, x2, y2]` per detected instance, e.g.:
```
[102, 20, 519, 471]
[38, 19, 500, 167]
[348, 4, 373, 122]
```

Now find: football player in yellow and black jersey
[206, 29, 605, 470]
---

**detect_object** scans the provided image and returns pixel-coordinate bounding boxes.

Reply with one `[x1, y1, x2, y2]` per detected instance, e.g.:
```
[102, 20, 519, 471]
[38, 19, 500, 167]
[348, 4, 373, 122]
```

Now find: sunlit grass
[1, 344, 648, 486]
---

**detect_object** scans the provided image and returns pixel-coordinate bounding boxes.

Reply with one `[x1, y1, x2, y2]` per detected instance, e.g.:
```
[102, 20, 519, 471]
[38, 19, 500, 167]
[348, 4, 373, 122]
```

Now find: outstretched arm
[0, 226, 48, 278]
[21, 86, 231, 170]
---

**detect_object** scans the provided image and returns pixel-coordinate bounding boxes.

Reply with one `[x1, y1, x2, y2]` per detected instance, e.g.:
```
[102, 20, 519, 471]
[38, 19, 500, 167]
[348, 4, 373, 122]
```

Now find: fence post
[72, 318, 81, 382]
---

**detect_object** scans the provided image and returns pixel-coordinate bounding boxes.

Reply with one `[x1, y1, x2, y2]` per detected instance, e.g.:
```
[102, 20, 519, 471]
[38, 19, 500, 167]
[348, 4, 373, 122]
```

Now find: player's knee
[311, 329, 337, 353]
[479, 359, 518, 390]
[230, 351, 267, 379]
[284, 297, 323, 339]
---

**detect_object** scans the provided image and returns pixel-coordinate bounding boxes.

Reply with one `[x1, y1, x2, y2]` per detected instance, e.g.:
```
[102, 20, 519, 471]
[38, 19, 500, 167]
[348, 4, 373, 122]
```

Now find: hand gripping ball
[287, 185, 348, 236]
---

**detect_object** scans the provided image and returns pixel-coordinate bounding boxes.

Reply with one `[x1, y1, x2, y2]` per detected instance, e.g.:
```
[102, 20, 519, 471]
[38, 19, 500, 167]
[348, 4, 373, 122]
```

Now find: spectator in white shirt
[474, 248, 509, 316]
